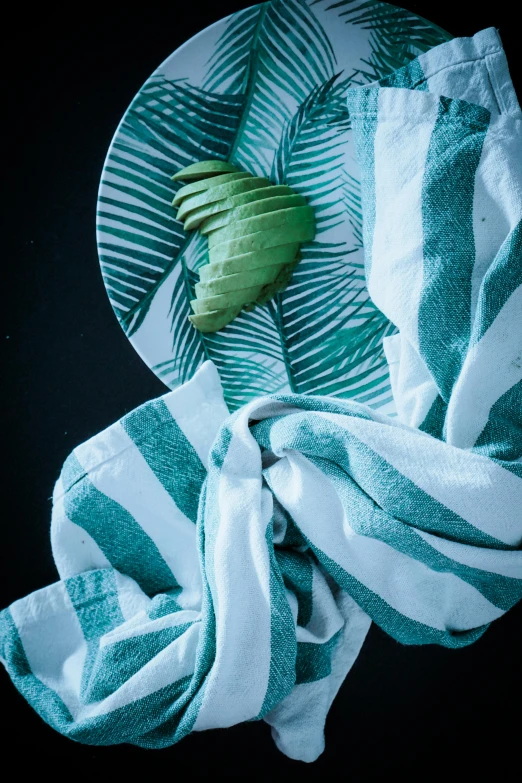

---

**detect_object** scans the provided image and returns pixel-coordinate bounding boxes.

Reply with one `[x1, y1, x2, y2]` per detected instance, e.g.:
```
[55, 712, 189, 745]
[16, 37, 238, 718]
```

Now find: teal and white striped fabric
[1, 28, 521, 762]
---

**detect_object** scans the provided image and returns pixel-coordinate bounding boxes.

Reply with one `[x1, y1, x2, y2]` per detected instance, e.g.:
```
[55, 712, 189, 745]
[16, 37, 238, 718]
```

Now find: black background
[2, 1, 521, 776]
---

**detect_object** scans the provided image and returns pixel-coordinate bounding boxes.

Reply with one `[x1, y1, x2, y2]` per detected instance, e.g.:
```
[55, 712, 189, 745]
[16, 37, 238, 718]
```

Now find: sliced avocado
[209, 221, 316, 264]
[172, 160, 239, 181]
[255, 260, 299, 306]
[191, 284, 265, 315]
[199, 244, 300, 282]
[188, 306, 241, 333]
[172, 172, 250, 206]
[208, 205, 315, 248]
[195, 262, 287, 298]
[200, 194, 307, 234]
[187, 185, 295, 232]
[177, 177, 271, 221]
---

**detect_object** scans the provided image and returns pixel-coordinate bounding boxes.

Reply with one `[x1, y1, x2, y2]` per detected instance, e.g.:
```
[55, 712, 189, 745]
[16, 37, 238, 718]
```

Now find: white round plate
[97, 0, 450, 410]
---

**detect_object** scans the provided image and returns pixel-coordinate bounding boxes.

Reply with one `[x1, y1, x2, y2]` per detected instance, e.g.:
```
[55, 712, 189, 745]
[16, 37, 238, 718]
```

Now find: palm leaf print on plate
[97, 0, 451, 411]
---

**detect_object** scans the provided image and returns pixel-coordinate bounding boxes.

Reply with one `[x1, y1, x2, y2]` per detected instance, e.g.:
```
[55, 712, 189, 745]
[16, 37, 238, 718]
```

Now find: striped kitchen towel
[1, 27, 521, 762]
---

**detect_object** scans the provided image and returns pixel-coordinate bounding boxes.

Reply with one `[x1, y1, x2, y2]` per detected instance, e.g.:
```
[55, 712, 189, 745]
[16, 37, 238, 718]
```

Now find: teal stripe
[379, 58, 427, 90]
[73, 675, 193, 746]
[418, 96, 490, 401]
[474, 380, 522, 461]
[257, 521, 296, 718]
[0, 608, 75, 734]
[419, 395, 447, 439]
[472, 219, 522, 343]
[65, 569, 124, 640]
[312, 455, 522, 612]
[252, 408, 507, 549]
[167, 480, 218, 743]
[346, 88, 379, 276]
[276, 549, 314, 627]
[296, 630, 342, 685]
[117, 480, 219, 749]
[65, 569, 126, 705]
[121, 399, 206, 524]
[83, 623, 193, 704]
[148, 591, 184, 619]
[61, 453, 178, 597]
[0, 607, 195, 747]
[300, 546, 488, 648]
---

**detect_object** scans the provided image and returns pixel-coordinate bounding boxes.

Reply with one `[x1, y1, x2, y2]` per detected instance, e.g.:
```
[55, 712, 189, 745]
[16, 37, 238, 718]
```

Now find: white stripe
[162, 361, 229, 468]
[112, 570, 152, 623]
[470, 125, 522, 324]
[11, 582, 86, 718]
[446, 285, 522, 448]
[74, 426, 201, 609]
[193, 423, 273, 730]
[266, 591, 371, 763]
[295, 565, 343, 645]
[369, 89, 439, 344]
[383, 333, 438, 428]
[415, 528, 522, 578]
[51, 476, 111, 578]
[267, 453, 505, 631]
[314, 411, 522, 546]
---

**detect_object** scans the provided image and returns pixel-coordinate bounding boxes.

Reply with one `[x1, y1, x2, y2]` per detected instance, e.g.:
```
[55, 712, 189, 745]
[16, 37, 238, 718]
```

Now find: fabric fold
[2, 28, 521, 762]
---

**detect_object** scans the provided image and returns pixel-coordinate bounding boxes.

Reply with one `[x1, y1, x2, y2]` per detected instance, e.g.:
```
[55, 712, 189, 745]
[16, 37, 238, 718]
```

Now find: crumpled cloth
[1, 28, 521, 762]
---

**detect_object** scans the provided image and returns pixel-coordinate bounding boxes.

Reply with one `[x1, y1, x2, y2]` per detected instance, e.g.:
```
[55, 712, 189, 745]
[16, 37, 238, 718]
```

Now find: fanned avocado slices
[171, 160, 239, 181]
[172, 172, 251, 206]
[198, 244, 300, 282]
[172, 160, 316, 332]
[188, 306, 242, 333]
[209, 222, 316, 264]
[208, 205, 315, 248]
[200, 194, 306, 234]
[195, 262, 288, 298]
[177, 177, 271, 221]
[187, 186, 295, 232]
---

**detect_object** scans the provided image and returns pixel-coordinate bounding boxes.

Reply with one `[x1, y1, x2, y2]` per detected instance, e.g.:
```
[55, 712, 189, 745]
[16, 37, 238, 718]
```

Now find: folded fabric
[1, 28, 521, 763]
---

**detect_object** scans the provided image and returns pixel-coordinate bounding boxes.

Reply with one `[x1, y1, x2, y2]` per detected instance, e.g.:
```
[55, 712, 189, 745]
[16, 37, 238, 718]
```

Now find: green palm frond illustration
[315, 0, 450, 82]
[97, 78, 243, 336]
[205, 0, 336, 175]
[98, 0, 446, 411]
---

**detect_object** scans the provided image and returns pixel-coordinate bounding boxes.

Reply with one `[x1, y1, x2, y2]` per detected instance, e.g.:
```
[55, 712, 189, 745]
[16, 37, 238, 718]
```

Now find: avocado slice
[209, 221, 316, 264]
[208, 205, 315, 248]
[185, 185, 295, 231]
[200, 194, 307, 234]
[255, 261, 299, 306]
[172, 160, 239, 181]
[172, 172, 250, 207]
[188, 306, 241, 333]
[177, 177, 271, 221]
[195, 262, 288, 298]
[199, 244, 300, 282]
[191, 284, 265, 315]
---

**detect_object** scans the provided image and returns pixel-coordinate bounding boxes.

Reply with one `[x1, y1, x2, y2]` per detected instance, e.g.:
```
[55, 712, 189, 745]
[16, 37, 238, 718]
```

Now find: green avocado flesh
[191, 284, 266, 315]
[209, 221, 316, 264]
[188, 306, 241, 332]
[195, 262, 288, 298]
[171, 161, 239, 181]
[198, 244, 300, 282]
[256, 262, 298, 307]
[184, 185, 295, 231]
[177, 177, 271, 221]
[172, 172, 250, 206]
[208, 205, 315, 248]
[170, 159, 316, 332]
[200, 194, 306, 234]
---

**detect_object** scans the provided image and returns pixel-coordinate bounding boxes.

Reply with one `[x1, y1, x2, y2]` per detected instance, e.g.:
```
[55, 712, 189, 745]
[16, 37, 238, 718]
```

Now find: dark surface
[2, 2, 521, 775]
